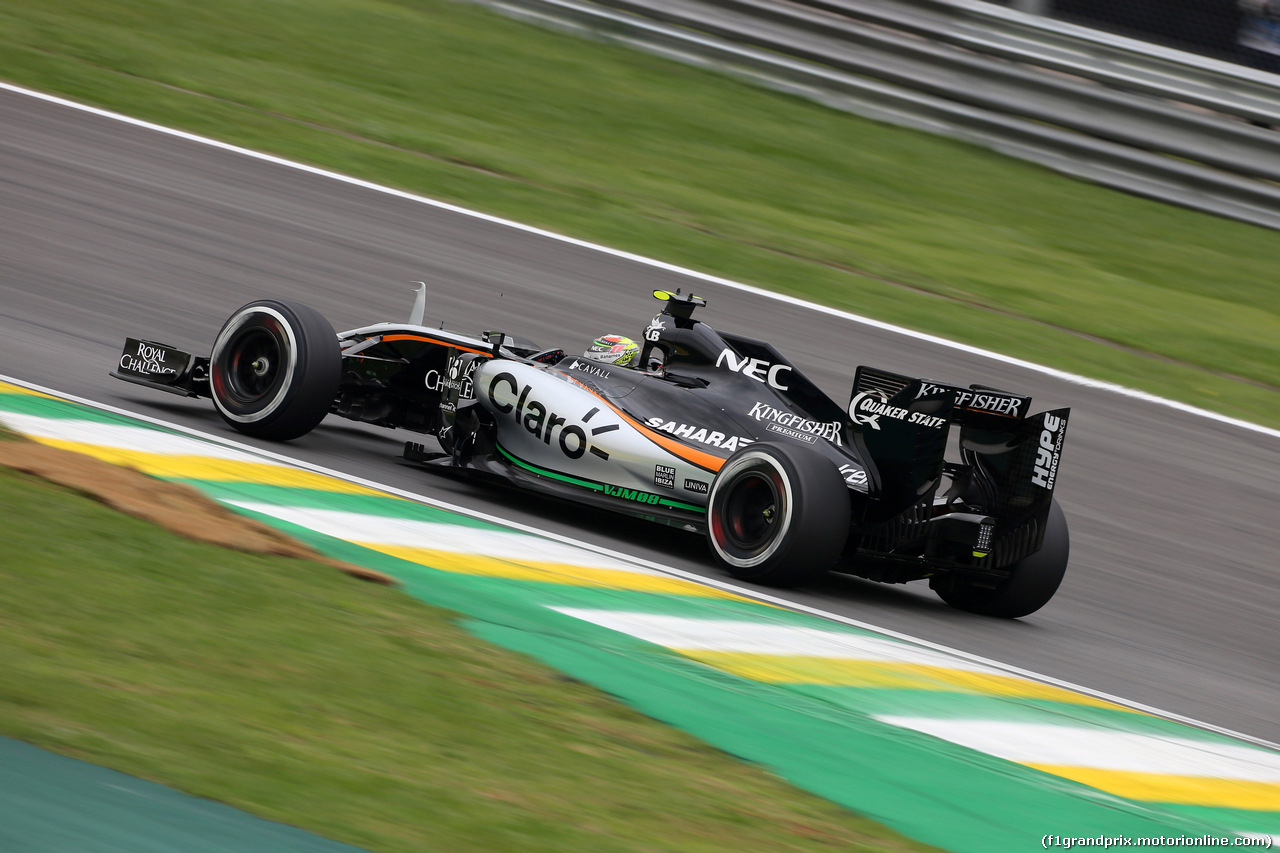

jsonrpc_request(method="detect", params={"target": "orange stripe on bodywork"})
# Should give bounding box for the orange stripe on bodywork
[343,344,726,472]
[565,375,726,473]
[379,334,491,355]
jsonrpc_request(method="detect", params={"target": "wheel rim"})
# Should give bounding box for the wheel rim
[210,306,299,423]
[224,323,284,403]
[722,472,780,552]
[709,452,792,568]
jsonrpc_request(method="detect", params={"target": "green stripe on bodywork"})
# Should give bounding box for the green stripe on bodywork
[496,443,705,512]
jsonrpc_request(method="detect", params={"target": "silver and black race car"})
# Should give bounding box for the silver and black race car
[112,287,1070,617]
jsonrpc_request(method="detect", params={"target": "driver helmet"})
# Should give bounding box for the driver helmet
[582,334,639,367]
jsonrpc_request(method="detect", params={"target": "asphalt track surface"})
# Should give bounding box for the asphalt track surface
[3,85,1278,746]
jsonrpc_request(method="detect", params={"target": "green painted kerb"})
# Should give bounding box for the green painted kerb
[464,620,1226,853]
[3,384,1278,853]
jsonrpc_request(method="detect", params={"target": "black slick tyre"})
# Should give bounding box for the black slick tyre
[706,442,849,587]
[931,499,1069,618]
[209,299,340,441]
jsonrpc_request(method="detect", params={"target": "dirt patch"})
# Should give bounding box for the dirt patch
[0,437,395,585]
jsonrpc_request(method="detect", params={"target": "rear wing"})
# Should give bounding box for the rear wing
[849,367,1069,560]
[852,367,1032,430]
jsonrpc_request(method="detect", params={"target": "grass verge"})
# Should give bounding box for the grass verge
[0,455,940,852]
[1,0,1278,426]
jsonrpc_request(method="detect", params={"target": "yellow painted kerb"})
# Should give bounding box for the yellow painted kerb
[0,382,59,399]
[359,542,753,600]
[681,650,1132,710]
[1028,764,1280,811]
[24,437,382,495]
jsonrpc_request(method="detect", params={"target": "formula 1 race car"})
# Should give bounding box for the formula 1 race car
[112,287,1070,617]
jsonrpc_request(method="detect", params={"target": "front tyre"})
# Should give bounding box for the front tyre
[931,499,1069,618]
[706,442,850,587]
[209,299,340,441]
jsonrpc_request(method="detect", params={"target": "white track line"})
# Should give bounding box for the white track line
[2,80,1276,442]
[4,373,1278,752]
[0,410,276,462]
[552,608,1009,674]
[873,718,1280,779]
[226,501,670,572]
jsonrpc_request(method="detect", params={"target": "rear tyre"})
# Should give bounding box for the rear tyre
[931,499,1069,618]
[706,442,849,587]
[209,299,340,441]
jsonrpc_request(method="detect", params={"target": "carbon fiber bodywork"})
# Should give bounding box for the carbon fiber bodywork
[112,290,1070,593]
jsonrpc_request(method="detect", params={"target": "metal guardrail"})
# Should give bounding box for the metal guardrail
[483,0,1280,229]
[796,0,1280,125]
[604,0,1280,179]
